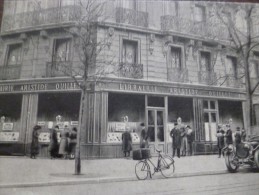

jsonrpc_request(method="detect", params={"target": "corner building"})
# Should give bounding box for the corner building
[0,0,258,158]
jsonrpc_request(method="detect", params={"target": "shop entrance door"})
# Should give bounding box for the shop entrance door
[147,108,165,153]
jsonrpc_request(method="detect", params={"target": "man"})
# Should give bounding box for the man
[122,127,132,157]
[170,122,181,158]
[216,125,225,158]
[186,125,194,156]
[241,128,246,142]
[225,124,233,146]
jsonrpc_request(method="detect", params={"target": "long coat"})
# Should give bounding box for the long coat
[170,127,182,149]
[49,129,59,156]
[217,130,225,149]
[225,129,233,145]
[31,129,40,156]
[59,130,69,155]
[122,131,132,152]
[140,129,148,148]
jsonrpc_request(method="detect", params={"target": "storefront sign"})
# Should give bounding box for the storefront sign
[107,132,122,143]
[99,82,246,100]
[0,132,19,141]
[2,123,14,131]
[71,121,79,126]
[37,121,46,126]
[38,132,50,143]
[115,123,126,131]
[0,82,80,93]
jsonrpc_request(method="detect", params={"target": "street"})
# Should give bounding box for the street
[1,171,259,195]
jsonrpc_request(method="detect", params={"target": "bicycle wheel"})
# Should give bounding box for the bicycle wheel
[135,160,150,180]
[160,155,175,178]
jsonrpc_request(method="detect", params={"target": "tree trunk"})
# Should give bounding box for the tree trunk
[75,89,88,175]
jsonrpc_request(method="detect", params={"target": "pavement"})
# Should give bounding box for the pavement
[0,154,228,188]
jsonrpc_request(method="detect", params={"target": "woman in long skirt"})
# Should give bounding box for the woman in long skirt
[58,126,69,159]
[30,125,41,159]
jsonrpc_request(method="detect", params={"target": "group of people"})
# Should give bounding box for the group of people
[170,117,194,158]
[30,125,77,159]
[216,124,246,158]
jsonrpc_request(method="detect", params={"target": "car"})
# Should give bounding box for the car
[224,135,259,172]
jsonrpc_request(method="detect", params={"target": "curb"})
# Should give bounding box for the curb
[0,170,228,189]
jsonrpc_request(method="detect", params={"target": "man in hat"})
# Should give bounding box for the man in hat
[225,124,233,146]
[170,122,182,158]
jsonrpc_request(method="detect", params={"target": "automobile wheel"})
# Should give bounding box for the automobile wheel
[254,150,259,169]
[225,152,239,173]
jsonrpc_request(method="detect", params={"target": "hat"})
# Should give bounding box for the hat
[140,122,145,127]
[236,127,240,130]
[33,125,41,130]
[174,122,178,126]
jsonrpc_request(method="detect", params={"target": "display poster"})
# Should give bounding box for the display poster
[211,123,217,142]
[0,132,19,141]
[107,132,122,143]
[115,123,126,132]
[71,121,79,126]
[37,121,46,126]
[167,123,174,142]
[205,123,210,141]
[38,132,50,143]
[131,133,140,143]
[2,123,14,131]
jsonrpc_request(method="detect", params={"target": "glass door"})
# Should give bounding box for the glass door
[147,109,165,152]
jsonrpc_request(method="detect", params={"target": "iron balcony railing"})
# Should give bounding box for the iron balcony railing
[2,5,81,32]
[161,15,229,40]
[118,62,143,79]
[0,65,21,80]
[198,71,217,85]
[115,7,148,28]
[46,61,72,77]
[225,74,243,88]
[168,67,189,82]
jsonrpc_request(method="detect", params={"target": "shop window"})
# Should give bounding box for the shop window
[200,51,211,71]
[226,56,237,78]
[169,47,182,69]
[6,44,22,66]
[53,38,71,62]
[194,5,206,23]
[203,100,217,111]
[148,96,164,107]
[122,40,138,64]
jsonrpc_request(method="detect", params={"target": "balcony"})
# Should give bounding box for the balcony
[225,74,243,88]
[118,62,143,79]
[46,61,72,77]
[1,5,81,32]
[168,68,188,83]
[198,71,217,85]
[115,7,148,28]
[0,66,21,80]
[161,15,229,40]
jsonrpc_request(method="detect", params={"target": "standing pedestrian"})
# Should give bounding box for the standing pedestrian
[186,125,194,156]
[234,127,242,145]
[122,127,132,157]
[30,125,41,159]
[140,123,148,148]
[69,127,77,159]
[58,125,69,159]
[241,128,246,142]
[225,124,233,146]
[216,125,225,158]
[170,122,181,158]
[49,125,59,159]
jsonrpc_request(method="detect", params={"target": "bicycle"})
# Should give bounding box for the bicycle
[134,148,175,180]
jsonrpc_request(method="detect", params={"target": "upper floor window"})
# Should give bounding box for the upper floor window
[251,52,259,78]
[226,56,237,78]
[194,5,206,23]
[163,1,179,16]
[169,47,182,69]
[122,40,138,64]
[200,51,211,71]
[6,44,22,66]
[53,38,71,62]
[118,0,137,10]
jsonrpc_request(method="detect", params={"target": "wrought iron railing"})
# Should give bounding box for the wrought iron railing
[118,62,143,79]
[168,67,188,82]
[225,74,243,88]
[2,5,81,32]
[0,65,21,80]
[198,71,217,85]
[115,7,148,28]
[161,15,229,40]
[46,61,72,77]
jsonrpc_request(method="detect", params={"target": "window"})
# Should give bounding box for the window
[169,47,182,69]
[200,51,211,71]
[194,5,206,23]
[6,44,22,66]
[226,56,237,78]
[53,38,71,62]
[119,0,137,10]
[122,40,138,64]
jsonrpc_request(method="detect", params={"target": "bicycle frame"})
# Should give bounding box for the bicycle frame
[144,153,167,178]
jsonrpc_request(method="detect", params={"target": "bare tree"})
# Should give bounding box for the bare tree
[214,3,259,136]
[52,0,116,174]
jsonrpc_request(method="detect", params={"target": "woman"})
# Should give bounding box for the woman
[69,127,77,159]
[122,127,132,157]
[30,125,41,159]
[58,125,69,159]
[49,125,59,159]
[216,125,225,158]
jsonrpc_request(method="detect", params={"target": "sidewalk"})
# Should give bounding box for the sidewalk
[0,155,227,188]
